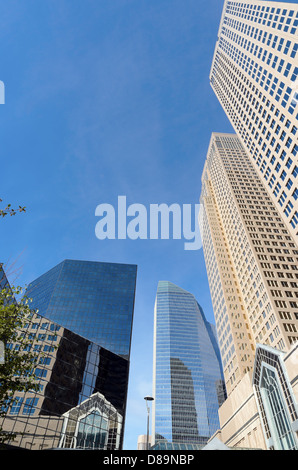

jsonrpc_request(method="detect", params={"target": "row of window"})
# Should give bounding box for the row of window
[226,2,298,34]
[1,397,39,416]
[211,54,298,229]
[221,138,297,348]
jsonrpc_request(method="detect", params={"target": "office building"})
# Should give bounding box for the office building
[0,310,129,449]
[199,132,298,449]
[210,0,298,240]
[200,132,298,394]
[137,434,152,450]
[26,259,137,359]
[0,260,137,449]
[152,281,226,449]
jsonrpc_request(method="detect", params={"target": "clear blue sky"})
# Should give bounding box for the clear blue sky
[0,0,237,450]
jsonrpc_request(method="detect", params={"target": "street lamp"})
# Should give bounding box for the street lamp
[144,396,154,450]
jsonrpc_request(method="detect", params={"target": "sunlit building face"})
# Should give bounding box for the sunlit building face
[200,133,298,395]
[152,281,226,449]
[210,0,298,241]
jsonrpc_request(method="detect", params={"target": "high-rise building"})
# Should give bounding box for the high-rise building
[152,281,226,449]
[0,308,129,450]
[0,260,137,449]
[210,0,298,240]
[200,132,298,396]
[26,259,137,359]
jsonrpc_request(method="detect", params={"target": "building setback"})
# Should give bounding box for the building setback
[210,0,298,240]
[152,281,226,449]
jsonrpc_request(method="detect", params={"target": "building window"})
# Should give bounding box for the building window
[23,397,39,415]
[8,397,23,415]
[35,368,47,378]
[260,366,297,450]
[76,410,108,450]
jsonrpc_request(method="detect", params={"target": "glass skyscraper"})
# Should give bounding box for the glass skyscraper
[26,259,137,358]
[152,281,226,449]
[0,308,130,450]
[0,259,137,449]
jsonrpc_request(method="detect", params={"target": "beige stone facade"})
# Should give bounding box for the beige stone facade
[212,372,266,449]
[137,434,152,450]
[200,132,298,396]
[204,0,298,451]
[284,342,298,404]
[200,133,298,449]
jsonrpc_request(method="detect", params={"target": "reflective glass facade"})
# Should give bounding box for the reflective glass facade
[0,264,10,292]
[26,260,137,358]
[151,442,202,451]
[152,281,226,448]
[1,312,129,450]
[0,260,137,449]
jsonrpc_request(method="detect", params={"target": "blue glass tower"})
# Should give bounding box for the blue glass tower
[26,259,137,358]
[152,281,226,449]
[20,259,137,449]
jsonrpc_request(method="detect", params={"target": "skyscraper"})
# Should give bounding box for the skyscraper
[152,281,226,449]
[1,311,129,450]
[1,260,137,450]
[200,132,298,396]
[210,0,298,240]
[26,259,137,359]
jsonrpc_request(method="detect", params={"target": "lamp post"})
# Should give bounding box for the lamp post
[144,396,154,450]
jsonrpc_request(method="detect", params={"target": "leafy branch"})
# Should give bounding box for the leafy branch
[0,199,26,218]
[0,287,40,444]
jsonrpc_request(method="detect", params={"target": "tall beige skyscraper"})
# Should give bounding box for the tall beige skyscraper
[210,0,298,241]
[200,132,298,396]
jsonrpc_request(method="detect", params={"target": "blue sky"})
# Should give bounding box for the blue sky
[0,0,238,449]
